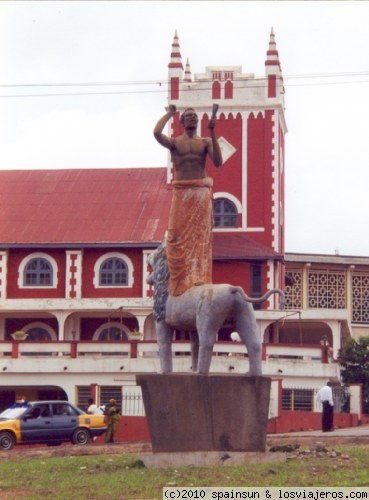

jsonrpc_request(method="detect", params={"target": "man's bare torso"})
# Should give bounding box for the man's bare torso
[171,134,209,180]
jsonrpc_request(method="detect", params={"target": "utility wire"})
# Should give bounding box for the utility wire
[0,80,158,88]
[0,71,368,98]
[0,70,368,88]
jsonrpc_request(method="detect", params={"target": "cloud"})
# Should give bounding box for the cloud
[0,105,167,170]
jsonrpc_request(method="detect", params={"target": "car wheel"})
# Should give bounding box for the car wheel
[72,428,90,445]
[0,431,16,451]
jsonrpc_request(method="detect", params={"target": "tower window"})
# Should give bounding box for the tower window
[214,199,237,228]
[251,264,262,296]
[212,81,221,100]
[251,263,262,310]
[225,80,233,99]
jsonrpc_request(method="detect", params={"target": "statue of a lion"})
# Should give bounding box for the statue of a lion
[147,244,285,375]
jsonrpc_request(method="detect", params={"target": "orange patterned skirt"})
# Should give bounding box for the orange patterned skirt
[166,177,213,296]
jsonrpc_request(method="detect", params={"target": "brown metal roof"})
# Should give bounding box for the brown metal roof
[0,168,282,261]
[213,232,283,261]
[0,168,171,246]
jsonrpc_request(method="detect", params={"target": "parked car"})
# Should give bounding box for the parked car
[0,401,107,450]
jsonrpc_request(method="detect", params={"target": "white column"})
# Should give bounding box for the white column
[241,111,248,230]
[53,311,72,341]
[349,384,362,421]
[136,315,147,336]
[269,378,281,418]
[142,250,153,298]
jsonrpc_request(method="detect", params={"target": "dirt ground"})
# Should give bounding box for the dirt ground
[2,433,369,461]
[266,432,369,449]
[0,441,152,461]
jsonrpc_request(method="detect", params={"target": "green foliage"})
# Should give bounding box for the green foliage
[339,336,369,413]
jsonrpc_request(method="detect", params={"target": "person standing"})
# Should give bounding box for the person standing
[86,398,103,415]
[153,105,223,296]
[104,398,121,443]
[316,381,334,432]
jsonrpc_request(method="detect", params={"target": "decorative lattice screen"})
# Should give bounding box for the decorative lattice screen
[308,269,346,309]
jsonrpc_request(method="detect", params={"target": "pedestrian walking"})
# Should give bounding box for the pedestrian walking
[316,381,334,432]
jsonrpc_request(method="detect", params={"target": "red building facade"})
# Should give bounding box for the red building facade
[0,31,351,422]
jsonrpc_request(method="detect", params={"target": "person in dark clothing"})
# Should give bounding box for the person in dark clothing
[316,381,334,431]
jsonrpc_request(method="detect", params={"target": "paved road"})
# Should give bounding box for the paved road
[267,423,369,446]
[273,423,369,437]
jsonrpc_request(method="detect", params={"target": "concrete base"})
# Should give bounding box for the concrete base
[136,373,271,453]
[139,450,286,468]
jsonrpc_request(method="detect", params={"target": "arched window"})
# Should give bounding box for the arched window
[25,327,53,341]
[24,258,53,286]
[99,258,128,286]
[214,198,238,228]
[93,252,133,288]
[22,322,57,341]
[93,323,129,342]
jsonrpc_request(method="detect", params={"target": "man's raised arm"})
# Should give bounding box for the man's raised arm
[153,105,177,150]
[207,116,223,168]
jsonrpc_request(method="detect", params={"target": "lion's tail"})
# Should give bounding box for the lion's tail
[231,286,285,310]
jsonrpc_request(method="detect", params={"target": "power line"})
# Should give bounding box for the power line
[0,88,168,99]
[0,70,368,88]
[0,80,160,88]
[284,70,369,80]
[0,71,368,98]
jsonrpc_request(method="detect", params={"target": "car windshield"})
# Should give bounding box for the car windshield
[0,407,27,419]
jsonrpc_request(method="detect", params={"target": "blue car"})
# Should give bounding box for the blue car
[0,401,107,450]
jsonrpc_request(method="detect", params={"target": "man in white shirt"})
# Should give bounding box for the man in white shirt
[316,381,334,432]
[87,398,103,415]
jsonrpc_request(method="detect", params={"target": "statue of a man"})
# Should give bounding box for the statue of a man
[154,105,223,296]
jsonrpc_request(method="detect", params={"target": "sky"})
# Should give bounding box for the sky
[0,1,369,257]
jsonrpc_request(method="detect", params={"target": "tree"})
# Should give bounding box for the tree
[339,336,369,414]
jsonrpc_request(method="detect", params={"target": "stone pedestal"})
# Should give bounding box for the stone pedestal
[140,450,286,468]
[136,373,271,453]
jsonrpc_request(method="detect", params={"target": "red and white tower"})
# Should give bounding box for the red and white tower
[165,30,287,302]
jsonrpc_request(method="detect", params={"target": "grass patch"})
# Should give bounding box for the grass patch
[0,445,368,499]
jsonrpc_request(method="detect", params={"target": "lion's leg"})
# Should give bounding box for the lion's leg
[189,330,199,372]
[195,298,226,374]
[235,304,262,376]
[196,314,220,374]
[156,321,173,373]
[197,328,218,374]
